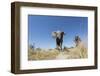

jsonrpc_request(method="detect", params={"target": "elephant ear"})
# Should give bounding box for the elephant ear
[62,32,66,35]
[52,32,57,38]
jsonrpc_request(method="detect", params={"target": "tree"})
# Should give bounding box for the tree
[74,36,81,46]
[29,43,35,51]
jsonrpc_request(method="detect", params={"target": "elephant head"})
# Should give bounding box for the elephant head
[52,31,65,38]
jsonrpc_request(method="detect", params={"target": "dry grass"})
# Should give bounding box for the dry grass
[28,42,87,60]
[28,48,60,60]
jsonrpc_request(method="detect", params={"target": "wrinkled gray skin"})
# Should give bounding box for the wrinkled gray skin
[52,31,65,51]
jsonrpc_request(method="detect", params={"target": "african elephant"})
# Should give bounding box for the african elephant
[52,31,65,50]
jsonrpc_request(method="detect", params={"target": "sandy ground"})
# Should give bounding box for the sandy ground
[56,52,69,59]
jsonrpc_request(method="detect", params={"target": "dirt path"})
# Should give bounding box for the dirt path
[56,52,69,59]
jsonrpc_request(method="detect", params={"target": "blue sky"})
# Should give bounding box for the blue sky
[28,15,88,48]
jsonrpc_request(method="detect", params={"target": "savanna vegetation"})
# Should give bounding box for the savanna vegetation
[28,41,87,60]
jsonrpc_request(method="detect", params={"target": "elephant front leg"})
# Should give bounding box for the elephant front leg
[60,43,62,51]
[56,43,59,49]
[56,38,61,50]
[60,40,63,51]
